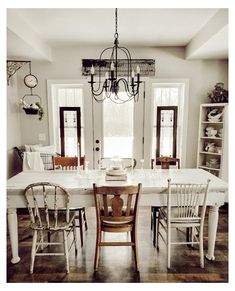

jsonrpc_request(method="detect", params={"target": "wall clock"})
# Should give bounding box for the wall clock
[24,74,38,88]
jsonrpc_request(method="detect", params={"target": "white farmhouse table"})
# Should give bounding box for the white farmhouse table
[7,168,228,264]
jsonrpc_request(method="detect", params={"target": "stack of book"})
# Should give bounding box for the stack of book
[105,168,127,181]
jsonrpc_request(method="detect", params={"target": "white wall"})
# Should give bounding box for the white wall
[7,75,22,178]
[15,45,228,168]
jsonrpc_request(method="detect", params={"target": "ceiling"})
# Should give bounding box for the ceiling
[7,8,228,61]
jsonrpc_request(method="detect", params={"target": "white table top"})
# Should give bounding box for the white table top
[7,168,228,194]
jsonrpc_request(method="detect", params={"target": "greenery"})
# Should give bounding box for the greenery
[208,83,228,103]
[35,102,44,120]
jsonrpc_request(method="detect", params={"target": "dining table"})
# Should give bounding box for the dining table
[7,168,228,264]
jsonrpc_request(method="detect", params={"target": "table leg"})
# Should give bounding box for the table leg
[206,205,219,261]
[7,208,21,264]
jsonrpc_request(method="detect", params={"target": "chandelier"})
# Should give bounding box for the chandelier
[89,8,142,104]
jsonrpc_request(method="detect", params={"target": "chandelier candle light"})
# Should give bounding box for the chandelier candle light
[89,8,142,104]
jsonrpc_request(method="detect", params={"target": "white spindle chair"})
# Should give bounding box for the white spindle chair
[24,182,78,274]
[157,179,210,269]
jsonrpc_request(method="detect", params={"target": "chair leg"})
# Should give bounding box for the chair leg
[186,227,190,242]
[130,230,135,251]
[151,206,153,230]
[83,208,88,231]
[153,208,158,246]
[78,210,84,247]
[94,228,101,271]
[40,230,44,250]
[72,221,78,256]
[132,225,139,271]
[199,228,204,268]
[47,231,50,243]
[63,230,70,274]
[156,214,160,250]
[30,230,37,274]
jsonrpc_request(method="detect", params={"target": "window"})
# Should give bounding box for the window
[59,107,81,157]
[103,93,134,158]
[55,87,85,156]
[156,106,178,157]
[152,84,185,160]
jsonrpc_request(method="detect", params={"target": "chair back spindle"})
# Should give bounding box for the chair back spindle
[53,156,85,170]
[167,179,210,221]
[24,182,71,230]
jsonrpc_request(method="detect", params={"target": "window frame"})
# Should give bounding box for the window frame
[156,106,178,158]
[59,107,81,157]
[143,79,189,169]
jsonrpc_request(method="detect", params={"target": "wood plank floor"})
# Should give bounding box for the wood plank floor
[7,206,228,283]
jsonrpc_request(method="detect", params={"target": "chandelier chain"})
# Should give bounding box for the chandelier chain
[115,8,118,38]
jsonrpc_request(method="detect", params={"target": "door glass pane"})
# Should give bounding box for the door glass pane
[159,110,174,156]
[103,93,134,158]
[152,85,184,159]
[63,110,78,156]
[57,87,84,155]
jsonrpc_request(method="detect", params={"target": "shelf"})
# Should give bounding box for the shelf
[199,151,222,156]
[197,103,227,179]
[201,121,223,124]
[199,166,220,171]
[201,103,227,107]
[200,136,222,140]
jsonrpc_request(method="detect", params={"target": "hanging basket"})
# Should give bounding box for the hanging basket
[21,94,42,115]
[23,107,39,115]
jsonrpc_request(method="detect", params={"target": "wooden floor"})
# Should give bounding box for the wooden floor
[7,206,228,283]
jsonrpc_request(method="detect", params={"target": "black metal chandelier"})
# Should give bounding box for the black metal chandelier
[89,8,142,104]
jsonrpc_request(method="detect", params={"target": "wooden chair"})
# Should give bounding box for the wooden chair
[24,182,78,274]
[157,179,210,269]
[52,156,85,170]
[151,156,180,170]
[151,156,180,246]
[93,183,142,271]
[52,156,88,247]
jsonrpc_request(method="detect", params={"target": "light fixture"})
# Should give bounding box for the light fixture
[89,8,142,104]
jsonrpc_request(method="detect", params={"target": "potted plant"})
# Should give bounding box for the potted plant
[208,82,228,103]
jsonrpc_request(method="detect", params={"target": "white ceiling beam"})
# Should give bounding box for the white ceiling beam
[185,9,228,59]
[7,10,53,62]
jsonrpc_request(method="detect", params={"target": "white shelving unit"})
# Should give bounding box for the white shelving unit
[197,103,228,179]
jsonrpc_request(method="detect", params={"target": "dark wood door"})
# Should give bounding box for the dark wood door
[59,107,81,157]
[156,106,178,158]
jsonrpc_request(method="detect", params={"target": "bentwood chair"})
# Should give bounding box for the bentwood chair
[151,156,180,246]
[52,156,88,247]
[93,183,142,271]
[157,179,210,269]
[24,182,78,274]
